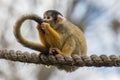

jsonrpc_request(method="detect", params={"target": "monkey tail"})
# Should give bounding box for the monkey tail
[56,65,78,72]
[14,14,48,53]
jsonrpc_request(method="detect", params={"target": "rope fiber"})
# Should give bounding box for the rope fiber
[0,49,120,67]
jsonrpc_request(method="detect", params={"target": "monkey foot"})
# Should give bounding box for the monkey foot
[49,48,59,55]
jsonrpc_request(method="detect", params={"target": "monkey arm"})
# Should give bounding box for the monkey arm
[40,23,61,48]
[36,24,48,48]
[14,14,48,53]
[41,23,61,40]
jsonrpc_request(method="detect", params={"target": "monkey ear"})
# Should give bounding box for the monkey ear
[57,15,65,23]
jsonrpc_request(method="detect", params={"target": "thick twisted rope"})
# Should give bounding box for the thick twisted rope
[0,49,120,67]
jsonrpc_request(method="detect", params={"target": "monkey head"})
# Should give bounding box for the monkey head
[43,10,65,27]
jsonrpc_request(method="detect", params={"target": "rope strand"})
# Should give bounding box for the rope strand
[0,49,120,67]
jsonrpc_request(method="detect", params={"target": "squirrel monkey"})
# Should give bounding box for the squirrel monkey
[41,10,87,56]
[14,10,87,72]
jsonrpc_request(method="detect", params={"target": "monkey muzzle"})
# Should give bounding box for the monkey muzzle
[43,19,49,23]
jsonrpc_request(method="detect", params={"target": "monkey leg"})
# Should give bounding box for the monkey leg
[50,36,76,56]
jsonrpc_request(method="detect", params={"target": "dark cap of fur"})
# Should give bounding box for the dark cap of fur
[44,10,63,21]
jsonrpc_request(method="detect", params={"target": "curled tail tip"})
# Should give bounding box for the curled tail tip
[57,66,78,72]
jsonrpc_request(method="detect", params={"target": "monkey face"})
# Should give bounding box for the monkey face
[43,15,56,28]
[43,10,63,27]
[43,15,53,23]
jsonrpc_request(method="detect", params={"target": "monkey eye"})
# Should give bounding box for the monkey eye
[47,16,50,19]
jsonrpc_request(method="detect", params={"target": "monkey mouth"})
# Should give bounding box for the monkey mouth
[43,20,49,23]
